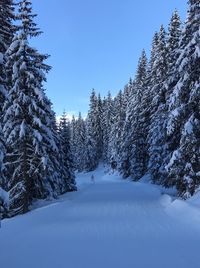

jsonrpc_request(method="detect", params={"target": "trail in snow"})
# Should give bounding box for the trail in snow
[1,164,200,268]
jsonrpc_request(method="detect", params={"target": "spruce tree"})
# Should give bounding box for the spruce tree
[167,10,181,80]
[73,113,88,172]
[129,50,149,180]
[102,91,114,162]
[166,0,200,198]
[96,94,103,160]
[147,25,169,183]
[3,0,60,215]
[119,79,136,177]
[70,115,76,169]
[0,0,15,106]
[59,112,76,192]
[0,0,15,193]
[120,51,149,180]
[108,90,126,169]
[85,89,102,170]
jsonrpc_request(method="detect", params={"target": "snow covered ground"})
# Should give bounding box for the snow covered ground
[1,164,200,268]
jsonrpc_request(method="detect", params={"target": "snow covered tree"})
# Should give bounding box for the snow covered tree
[108,90,126,169]
[3,0,62,215]
[0,0,15,193]
[70,115,76,167]
[128,50,149,180]
[97,94,103,159]
[120,51,149,180]
[147,25,169,183]
[72,113,88,172]
[102,91,114,162]
[119,79,136,177]
[148,32,159,86]
[166,0,200,198]
[59,112,76,192]
[85,89,103,170]
[167,10,182,82]
[0,0,15,109]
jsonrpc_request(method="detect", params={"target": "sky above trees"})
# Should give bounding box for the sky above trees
[31,0,187,117]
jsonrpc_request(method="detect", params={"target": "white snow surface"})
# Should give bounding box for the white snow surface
[1,164,200,268]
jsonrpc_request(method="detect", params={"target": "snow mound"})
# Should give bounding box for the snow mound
[159,194,172,207]
[165,198,200,228]
[187,190,200,208]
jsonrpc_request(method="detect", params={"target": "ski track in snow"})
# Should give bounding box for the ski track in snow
[1,164,200,268]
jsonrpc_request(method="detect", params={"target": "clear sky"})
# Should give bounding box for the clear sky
[31,0,188,117]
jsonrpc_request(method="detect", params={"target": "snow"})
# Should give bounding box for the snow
[8,39,19,53]
[165,149,181,171]
[1,164,200,268]
[0,52,3,64]
[20,61,27,71]
[19,120,26,138]
[183,116,194,135]
[0,187,9,207]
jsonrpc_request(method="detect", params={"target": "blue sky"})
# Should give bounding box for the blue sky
[32,0,187,117]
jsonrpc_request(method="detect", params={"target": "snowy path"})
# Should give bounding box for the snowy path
[1,165,200,268]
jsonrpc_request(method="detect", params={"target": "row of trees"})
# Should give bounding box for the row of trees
[0,0,76,217]
[72,0,200,199]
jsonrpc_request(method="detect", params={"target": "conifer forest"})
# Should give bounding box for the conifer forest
[0,1,200,268]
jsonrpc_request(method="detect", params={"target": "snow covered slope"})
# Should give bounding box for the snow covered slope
[1,165,200,268]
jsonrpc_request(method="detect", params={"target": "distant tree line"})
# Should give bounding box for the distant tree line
[71,0,200,199]
[0,0,76,218]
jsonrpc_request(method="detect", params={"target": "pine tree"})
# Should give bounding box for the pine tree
[147,25,169,183]
[108,90,126,169]
[59,112,76,192]
[96,94,103,160]
[129,50,149,180]
[102,91,114,162]
[119,79,136,177]
[120,51,149,180]
[85,89,103,170]
[148,32,159,86]
[0,0,15,107]
[3,0,60,215]
[70,115,77,169]
[167,10,182,80]
[73,113,88,171]
[0,0,15,193]
[166,0,200,198]
[157,10,182,187]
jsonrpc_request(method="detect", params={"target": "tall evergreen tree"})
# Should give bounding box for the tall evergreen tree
[119,79,136,177]
[166,0,200,198]
[102,91,114,162]
[85,89,103,170]
[59,112,76,192]
[167,10,182,81]
[0,0,15,191]
[129,50,149,180]
[0,0,15,106]
[96,94,103,160]
[120,51,148,180]
[108,90,126,169]
[73,113,88,172]
[3,0,61,215]
[159,10,182,187]
[148,32,159,86]
[147,25,169,183]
